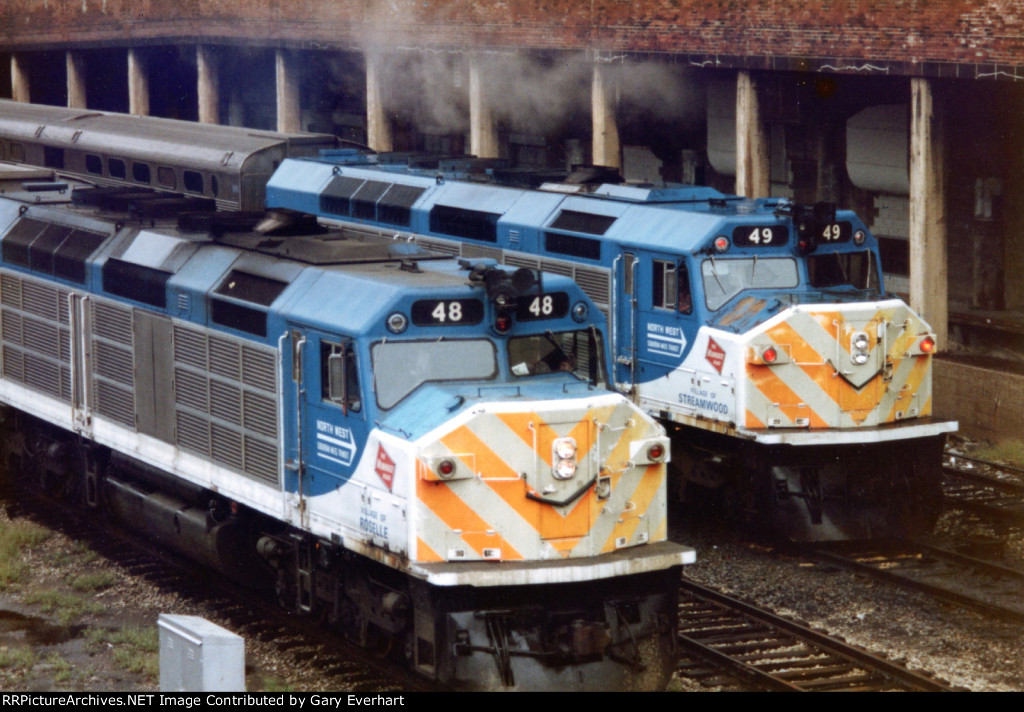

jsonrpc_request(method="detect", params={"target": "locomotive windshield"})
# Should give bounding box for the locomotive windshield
[806,250,881,293]
[701,257,799,310]
[372,338,497,409]
[508,328,607,387]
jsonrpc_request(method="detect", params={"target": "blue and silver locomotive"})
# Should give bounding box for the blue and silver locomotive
[266,152,957,540]
[0,166,693,691]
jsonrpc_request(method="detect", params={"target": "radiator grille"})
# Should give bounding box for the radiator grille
[574,266,611,308]
[0,272,72,404]
[0,274,281,487]
[172,322,280,486]
[89,299,135,427]
[22,280,61,322]
[1,274,21,309]
[92,301,133,345]
[93,379,135,427]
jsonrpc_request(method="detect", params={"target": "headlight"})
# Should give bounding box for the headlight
[850,330,871,366]
[554,459,577,479]
[552,437,578,480]
[554,437,576,460]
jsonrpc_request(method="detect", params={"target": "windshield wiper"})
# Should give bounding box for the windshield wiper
[709,254,726,295]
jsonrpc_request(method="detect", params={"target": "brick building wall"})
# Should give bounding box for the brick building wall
[4,1,1024,76]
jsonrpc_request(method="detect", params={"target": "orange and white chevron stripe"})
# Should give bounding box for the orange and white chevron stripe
[744,300,935,429]
[412,393,669,563]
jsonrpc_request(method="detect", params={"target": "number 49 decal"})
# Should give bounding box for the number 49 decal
[733,225,788,247]
[820,222,851,242]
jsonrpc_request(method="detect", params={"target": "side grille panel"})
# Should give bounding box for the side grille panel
[0,270,281,489]
[172,321,280,487]
[0,272,72,404]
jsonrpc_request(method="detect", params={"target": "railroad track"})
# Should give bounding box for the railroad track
[675,577,957,691]
[800,540,1024,624]
[943,455,1024,527]
[5,490,433,693]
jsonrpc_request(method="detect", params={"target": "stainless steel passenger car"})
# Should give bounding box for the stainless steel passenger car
[0,99,336,211]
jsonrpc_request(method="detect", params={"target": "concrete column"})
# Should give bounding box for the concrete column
[735,70,770,198]
[66,51,87,109]
[909,77,948,348]
[814,124,841,204]
[197,45,220,125]
[469,56,499,159]
[128,48,150,116]
[591,63,620,169]
[365,53,393,152]
[11,54,29,103]
[275,49,300,133]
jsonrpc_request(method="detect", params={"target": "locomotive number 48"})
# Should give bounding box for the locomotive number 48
[528,295,556,316]
[412,298,484,325]
[433,300,464,322]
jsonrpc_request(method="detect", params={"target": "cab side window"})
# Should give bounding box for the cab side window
[677,261,693,314]
[652,259,677,310]
[321,340,361,414]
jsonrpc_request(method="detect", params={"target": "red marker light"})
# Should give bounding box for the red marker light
[647,443,665,462]
[494,314,512,333]
[919,336,935,354]
[438,459,456,477]
[713,236,730,253]
[762,347,778,364]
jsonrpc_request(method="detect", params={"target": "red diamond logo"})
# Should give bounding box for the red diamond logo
[705,337,726,374]
[374,445,396,491]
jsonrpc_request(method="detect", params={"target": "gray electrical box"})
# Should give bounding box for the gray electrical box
[159,614,245,692]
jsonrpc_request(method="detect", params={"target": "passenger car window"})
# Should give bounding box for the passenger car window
[157,166,177,189]
[132,162,151,184]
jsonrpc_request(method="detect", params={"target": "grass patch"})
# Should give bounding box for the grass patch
[87,626,159,681]
[0,519,51,590]
[971,438,1024,467]
[0,646,37,670]
[260,677,295,692]
[68,570,117,592]
[50,541,100,569]
[25,590,103,625]
[44,651,74,683]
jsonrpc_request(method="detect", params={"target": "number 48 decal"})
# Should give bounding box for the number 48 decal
[528,295,555,316]
[431,300,463,322]
[515,292,569,321]
[411,299,484,326]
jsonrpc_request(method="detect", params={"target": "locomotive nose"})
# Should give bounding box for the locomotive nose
[413,394,669,562]
[745,301,937,428]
